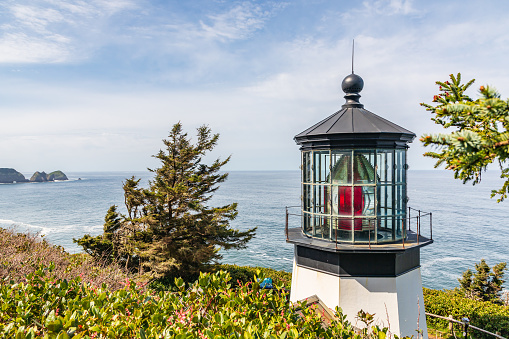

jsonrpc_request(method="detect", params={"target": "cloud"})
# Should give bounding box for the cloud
[0,32,71,63]
[131,2,283,50]
[10,4,65,32]
[199,2,276,41]
[0,0,283,65]
[0,0,136,63]
[362,0,417,15]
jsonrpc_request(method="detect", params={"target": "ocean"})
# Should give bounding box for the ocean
[0,170,507,290]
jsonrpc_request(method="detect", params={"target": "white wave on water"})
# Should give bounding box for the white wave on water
[0,218,52,234]
[421,256,465,288]
[422,256,465,265]
[0,219,102,236]
[421,256,465,271]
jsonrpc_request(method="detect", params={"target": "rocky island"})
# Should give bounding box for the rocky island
[0,168,29,183]
[0,168,68,183]
[30,170,68,182]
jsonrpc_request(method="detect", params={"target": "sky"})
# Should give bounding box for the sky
[1,0,509,172]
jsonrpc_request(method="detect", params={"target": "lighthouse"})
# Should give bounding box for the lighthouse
[286,72,432,337]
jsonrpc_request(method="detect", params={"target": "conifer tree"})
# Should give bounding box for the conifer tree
[73,205,136,268]
[76,206,119,256]
[458,259,507,303]
[421,73,509,201]
[76,123,256,278]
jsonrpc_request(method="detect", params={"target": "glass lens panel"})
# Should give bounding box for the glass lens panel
[331,186,353,216]
[377,184,393,216]
[401,150,407,184]
[313,215,320,237]
[361,186,375,216]
[394,216,403,240]
[331,151,352,184]
[395,150,405,183]
[377,216,387,234]
[376,150,393,183]
[312,215,330,239]
[354,150,376,184]
[353,218,376,242]
[395,184,405,215]
[303,184,312,212]
[332,186,371,217]
[303,213,312,235]
[313,151,330,183]
[303,152,312,183]
[377,216,394,241]
[314,185,330,214]
[333,217,353,242]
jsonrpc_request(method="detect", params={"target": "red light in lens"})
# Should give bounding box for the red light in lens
[338,186,365,230]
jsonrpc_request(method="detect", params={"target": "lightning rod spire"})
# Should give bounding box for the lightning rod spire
[352,39,355,74]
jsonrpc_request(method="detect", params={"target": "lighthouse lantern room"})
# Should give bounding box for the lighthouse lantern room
[287,72,433,337]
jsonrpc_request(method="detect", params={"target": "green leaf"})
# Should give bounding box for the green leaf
[89,325,101,332]
[56,331,70,339]
[46,319,64,333]
[289,328,299,338]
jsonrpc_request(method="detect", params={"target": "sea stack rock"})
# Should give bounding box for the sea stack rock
[48,170,68,181]
[30,170,69,182]
[30,171,48,182]
[0,168,28,183]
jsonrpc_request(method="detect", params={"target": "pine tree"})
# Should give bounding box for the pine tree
[74,205,126,264]
[421,73,509,201]
[76,123,256,278]
[74,206,118,257]
[458,259,507,303]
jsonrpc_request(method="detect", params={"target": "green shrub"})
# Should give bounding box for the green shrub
[216,264,292,289]
[149,264,293,291]
[424,288,509,338]
[1,263,404,338]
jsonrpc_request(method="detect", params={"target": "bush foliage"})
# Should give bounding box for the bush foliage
[423,288,509,338]
[148,264,292,292]
[0,264,402,339]
[7,229,508,337]
[457,259,506,303]
[216,264,292,289]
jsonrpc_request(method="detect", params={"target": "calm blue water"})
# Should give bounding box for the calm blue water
[0,170,507,290]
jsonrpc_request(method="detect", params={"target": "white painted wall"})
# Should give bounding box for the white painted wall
[290,259,427,338]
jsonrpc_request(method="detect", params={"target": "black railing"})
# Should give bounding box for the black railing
[285,205,432,246]
[285,205,300,241]
[408,206,433,245]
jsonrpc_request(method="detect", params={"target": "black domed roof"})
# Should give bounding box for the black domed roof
[294,73,415,150]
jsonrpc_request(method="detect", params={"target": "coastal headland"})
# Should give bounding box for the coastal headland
[0,168,68,183]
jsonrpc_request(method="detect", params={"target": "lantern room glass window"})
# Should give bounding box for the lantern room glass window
[301,149,407,244]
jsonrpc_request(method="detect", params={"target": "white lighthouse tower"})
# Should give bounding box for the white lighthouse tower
[287,73,432,337]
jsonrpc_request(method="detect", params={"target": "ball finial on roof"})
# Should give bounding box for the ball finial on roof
[341,73,364,94]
